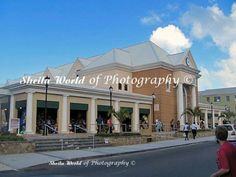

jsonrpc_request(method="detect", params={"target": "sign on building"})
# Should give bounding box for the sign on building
[10,118,20,134]
[154,104,159,111]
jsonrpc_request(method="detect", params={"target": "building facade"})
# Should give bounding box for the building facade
[0,41,200,134]
[199,87,236,124]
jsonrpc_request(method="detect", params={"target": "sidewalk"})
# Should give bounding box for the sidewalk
[0,136,215,172]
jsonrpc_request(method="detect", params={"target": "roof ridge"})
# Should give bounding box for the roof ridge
[201,87,236,92]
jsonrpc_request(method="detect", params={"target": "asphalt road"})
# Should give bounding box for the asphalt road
[0,141,220,177]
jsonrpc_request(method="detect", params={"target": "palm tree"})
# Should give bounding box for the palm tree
[108,108,131,132]
[182,106,202,124]
[109,108,130,123]
[218,111,236,124]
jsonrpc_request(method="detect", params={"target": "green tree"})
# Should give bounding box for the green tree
[181,107,202,123]
[218,111,236,123]
[108,108,130,124]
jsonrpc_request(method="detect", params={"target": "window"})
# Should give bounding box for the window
[118,83,122,90]
[166,82,170,92]
[226,96,230,102]
[76,69,80,77]
[206,97,210,103]
[124,84,128,91]
[214,96,221,102]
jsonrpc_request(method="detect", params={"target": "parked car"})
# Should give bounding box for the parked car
[220,124,236,141]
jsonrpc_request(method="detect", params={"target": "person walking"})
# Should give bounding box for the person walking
[155,119,162,132]
[210,126,236,177]
[191,122,198,139]
[183,122,190,140]
[96,115,103,133]
[107,117,113,134]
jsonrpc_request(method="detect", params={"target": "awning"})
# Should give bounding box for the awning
[70,103,88,111]
[97,105,111,112]
[15,100,27,109]
[140,108,150,115]
[1,103,9,110]
[37,100,59,109]
[121,107,133,114]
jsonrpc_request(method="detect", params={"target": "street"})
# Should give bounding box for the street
[0,141,219,177]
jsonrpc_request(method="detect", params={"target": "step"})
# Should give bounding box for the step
[35,143,111,152]
[35,141,105,148]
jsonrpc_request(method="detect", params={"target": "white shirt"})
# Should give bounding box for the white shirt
[183,124,189,131]
[191,124,197,130]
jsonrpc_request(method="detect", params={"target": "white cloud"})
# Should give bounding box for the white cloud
[198,66,214,91]
[214,42,236,87]
[150,24,192,54]
[182,3,236,88]
[182,3,236,49]
[140,12,161,25]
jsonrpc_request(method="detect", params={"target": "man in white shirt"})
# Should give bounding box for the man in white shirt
[183,122,190,140]
[191,122,198,139]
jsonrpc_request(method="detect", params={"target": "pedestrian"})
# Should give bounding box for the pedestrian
[210,126,236,177]
[155,119,161,132]
[170,119,174,131]
[191,122,198,139]
[107,116,113,134]
[96,115,103,133]
[183,122,190,140]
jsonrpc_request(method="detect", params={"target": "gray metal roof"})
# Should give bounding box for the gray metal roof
[2,41,193,86]
[200,87,236,96]
[84,41,178,69]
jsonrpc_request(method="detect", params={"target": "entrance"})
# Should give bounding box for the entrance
[70,110,87,133]
[70,103,88,133]
[36,108,58,134]
[120,107,133,132]
[97,105,111,133]
[17,107,26,133]
[139,109,150,130]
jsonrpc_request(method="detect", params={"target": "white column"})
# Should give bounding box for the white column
[8,95,15,132]
[25,92,33,134]
[90,98,96,133]
[218,111,223,125]
[112,100,120,132]
[177,83,184,129]
[212,109,215,129]
[133,102,139,133]
[61,95,68,133]
[204,109,209,129]
[191,86,197,109]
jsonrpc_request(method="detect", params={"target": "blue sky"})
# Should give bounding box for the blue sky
[0,0,236,90]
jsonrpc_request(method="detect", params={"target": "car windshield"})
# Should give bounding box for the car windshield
[222,125,233,131]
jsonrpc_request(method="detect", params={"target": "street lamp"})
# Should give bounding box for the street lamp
[43,76,50,136]
[109,86,113,112]
[152,93,156,122]
[210,102,213,129]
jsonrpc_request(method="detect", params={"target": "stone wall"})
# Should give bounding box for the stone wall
[103,130,214,146]
[104,136,152,146]
[0,142,35,154]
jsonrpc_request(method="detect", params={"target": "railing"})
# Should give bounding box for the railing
[44,124,58,135]
[95,123,129,133]
[74,124,95,149]
[74,124,87,133]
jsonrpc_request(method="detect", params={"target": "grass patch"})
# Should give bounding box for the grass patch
[0,133,26,142]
